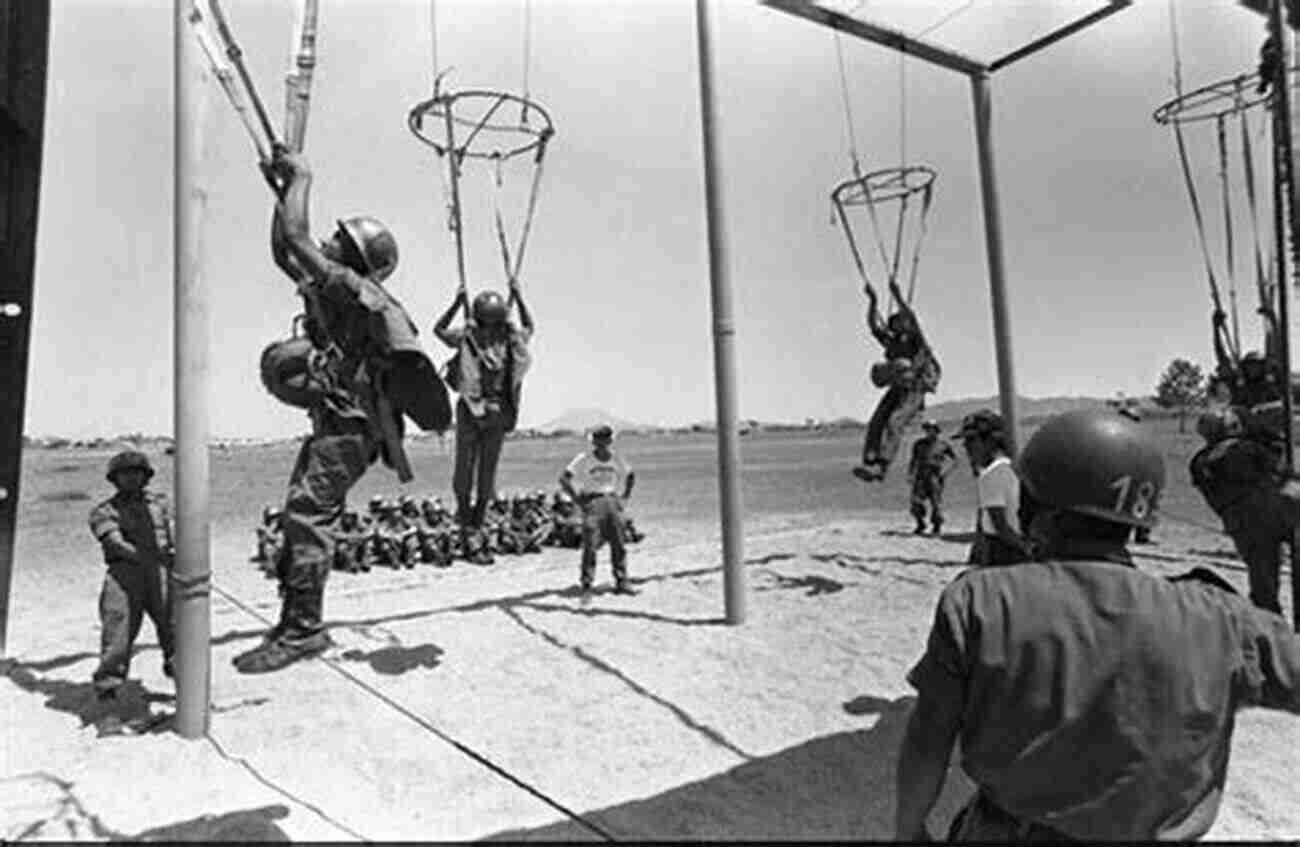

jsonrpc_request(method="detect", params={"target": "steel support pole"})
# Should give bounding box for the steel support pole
[695,0,745,624]
[1267,0,1300,631]
[970,72,1019,451]
[174,0,212,737]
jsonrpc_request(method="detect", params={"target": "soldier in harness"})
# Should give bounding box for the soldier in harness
[234,147,450,674]
[853,281,941,482]
[433,286,534,565]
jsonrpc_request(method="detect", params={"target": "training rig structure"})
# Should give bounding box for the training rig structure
[761,0,1133,454]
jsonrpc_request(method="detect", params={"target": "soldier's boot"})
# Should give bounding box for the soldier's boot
[234,590,333,674]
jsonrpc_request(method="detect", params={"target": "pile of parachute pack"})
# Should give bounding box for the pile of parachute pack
[251,490,645,573]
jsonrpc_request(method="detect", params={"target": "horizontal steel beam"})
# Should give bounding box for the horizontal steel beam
[759,0,986,77]
[990,1,1133,73]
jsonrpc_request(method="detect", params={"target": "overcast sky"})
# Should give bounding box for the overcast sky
[25,0,1278,438]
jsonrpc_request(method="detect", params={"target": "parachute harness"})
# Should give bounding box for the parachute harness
[191,0,347,365]
[1155,69,1281,370]
[412,0,553,319]
[409,87,553,318]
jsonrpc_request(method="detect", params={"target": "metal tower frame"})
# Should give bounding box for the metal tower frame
[760,0,1132,453]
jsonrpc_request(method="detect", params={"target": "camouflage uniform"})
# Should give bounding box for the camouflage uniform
[1190,435,1292,614]
[907,430,956,534]
[333,510,369,573]
[88,476,175,694]
[549,493,583,548]
[253,505,284,576]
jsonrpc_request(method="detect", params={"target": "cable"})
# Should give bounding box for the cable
[832,32,862,177]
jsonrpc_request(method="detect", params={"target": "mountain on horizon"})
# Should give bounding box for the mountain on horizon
[924,394,1124,426]
[535,407,652,434]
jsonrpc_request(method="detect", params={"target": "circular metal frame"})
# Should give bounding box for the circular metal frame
[833,165,936,208]
[1153,67,1300,126]
[408,88,554,161]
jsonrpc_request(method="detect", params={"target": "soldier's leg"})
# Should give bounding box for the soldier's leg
[237,432,373,673]
[472,415,509,528]
[92,566,142,696]
[909,481,928,533]
[605,499,630,589]
[929,475,945,533]
[859,386,902,470]
[451,401,479,528]
[876,388,926,476]
[580,504,600,589]
[1232,528,1283,614]
[141,560,175,677]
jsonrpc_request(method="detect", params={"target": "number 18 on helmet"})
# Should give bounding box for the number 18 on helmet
[1017,410,1166,529]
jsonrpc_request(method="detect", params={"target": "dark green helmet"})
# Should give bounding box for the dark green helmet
[1017,410,1165,529]
[106,450,153,483]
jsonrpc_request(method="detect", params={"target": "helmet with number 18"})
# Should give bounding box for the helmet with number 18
[1017,410,1166,529]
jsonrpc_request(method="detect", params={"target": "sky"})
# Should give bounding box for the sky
[23,0,1282,439]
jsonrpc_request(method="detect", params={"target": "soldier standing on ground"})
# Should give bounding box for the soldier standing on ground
[895,409,1300,841]
[88,451,175,710]
[906,419,956,535]
[561,425,637,595]
[959,410,1033,566]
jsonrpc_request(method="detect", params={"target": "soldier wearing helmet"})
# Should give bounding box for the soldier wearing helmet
[235,147,452,675]
[958,410,1033,566]
[906,419,956,535]
[433,278,535,564]
[896,409,1300,841]
[252,505,285,576]
[1190,405,1293,615]
[853,280,941,483]
[88,450,175,705]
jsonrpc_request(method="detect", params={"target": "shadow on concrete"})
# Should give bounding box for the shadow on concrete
[812,551,965,582]
[133,803,291,841]
[499,605,755,762]
[0,660,172,737]
[338,643,444,675]
[742,552,798,566]
[2,771,291,842]
[480,695,973,841]
[521,599,725,627]
[755,572,845,597]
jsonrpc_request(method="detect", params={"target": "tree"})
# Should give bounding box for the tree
[1154,359,1207,433]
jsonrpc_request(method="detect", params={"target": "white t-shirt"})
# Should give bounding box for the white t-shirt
[976,455,1020,535]
[565,450,632,496]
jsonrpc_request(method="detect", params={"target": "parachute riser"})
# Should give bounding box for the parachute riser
[409,86,554,312]
[283,0,320,154]
[830,165,936,313]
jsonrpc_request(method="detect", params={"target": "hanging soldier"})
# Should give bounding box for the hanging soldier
[853,280,941,482]
[234,146,451,674]
[433,288,534,563]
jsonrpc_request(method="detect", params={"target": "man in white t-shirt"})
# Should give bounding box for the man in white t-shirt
[560,425,638,594]
[959,410,1033,566]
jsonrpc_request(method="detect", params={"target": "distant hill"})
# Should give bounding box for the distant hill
[535,408,652,434]
[925,395,1119,427]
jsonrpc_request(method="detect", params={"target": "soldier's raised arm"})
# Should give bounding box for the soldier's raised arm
[434,290,468,348]
[509,282,535,341]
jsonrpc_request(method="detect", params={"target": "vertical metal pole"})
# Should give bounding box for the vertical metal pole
[174,0,212,737]
[1267,0,1300,630]
[970,72,1020,452]
[695,0,745,624]
[0,0,51,658]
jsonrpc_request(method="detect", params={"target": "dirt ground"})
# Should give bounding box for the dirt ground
[2,503,1297,841]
